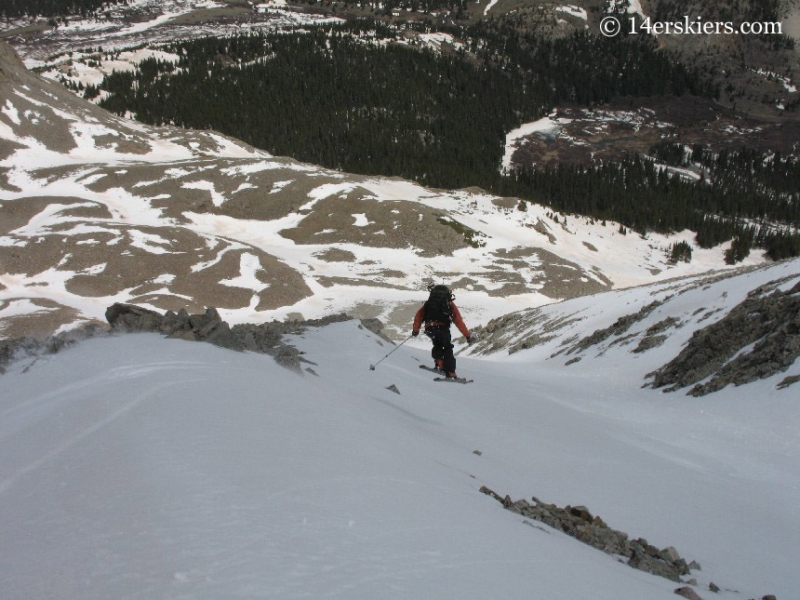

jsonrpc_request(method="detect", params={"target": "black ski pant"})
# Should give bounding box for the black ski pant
[426,327,456,374]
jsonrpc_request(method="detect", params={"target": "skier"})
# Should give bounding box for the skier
[412,284,475,379]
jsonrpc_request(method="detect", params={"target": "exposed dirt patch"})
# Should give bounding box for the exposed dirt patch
[376,269,406,279]
[169,5,254,24]
[1,82,80,154]
[0,141,24,164]
[489,246,612,299]
[314,247,357,262]
[280,193,469,256]
[0,298,88,340]
[1,197,88,234]
[0,40,27,82]
[91,132,153,155]
[82,159,342,223]
[2,219,312,313]
[317,277,404,289]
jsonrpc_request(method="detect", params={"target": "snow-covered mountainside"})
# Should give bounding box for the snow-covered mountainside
[1,0,345,66]
[0,41,767,340]
[467,257,800,396]
[1,270,798,598]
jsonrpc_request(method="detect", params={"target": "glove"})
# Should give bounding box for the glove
[467,333,477,345]
[412,330,419,337]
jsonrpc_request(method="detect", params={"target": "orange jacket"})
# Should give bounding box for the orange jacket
[413,301,470,339]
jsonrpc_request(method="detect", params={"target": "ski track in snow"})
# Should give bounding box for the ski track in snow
[0,379,178,496]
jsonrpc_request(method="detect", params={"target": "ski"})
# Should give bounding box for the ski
[433,376,473,384]
[419,364,472,383]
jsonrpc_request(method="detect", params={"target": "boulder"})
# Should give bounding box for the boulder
[675,587,704,600]
[105,303,165,332]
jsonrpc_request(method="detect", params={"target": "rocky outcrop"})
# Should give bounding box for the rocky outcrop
[674,587,704,600]
[633,317,681,354]
[106,303,242,349]
[649,281,800,396]
[104,303,358,370]
[480,486,780,599]
[1,303,382,375]
[479,486,695,583]
[0,323,108,374]
[568,300,664,356]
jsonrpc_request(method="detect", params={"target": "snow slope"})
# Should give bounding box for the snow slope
[2,291,798,599]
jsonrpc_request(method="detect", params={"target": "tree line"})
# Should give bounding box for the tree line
[93,20,798,259]
[98,21,715,187]
[502,149,800,261]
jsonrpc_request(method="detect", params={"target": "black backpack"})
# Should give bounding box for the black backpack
[424,285,453,325]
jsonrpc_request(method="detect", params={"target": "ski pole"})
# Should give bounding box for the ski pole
[369,335,413,371]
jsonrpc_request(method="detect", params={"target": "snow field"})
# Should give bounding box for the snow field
[1,314,798,598]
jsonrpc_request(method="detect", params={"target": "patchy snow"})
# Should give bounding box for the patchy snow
[182,180,228,207]
[501,116,568,171]
[1,101,21,126]
[555,5,588,20]
[483,0,501,16]
[755,69,798,94]
[0,299,56,321]
[627,0,646,18]
[17,0,343,70]
[0,128,770,341]
[270,179,294,193]
[39,48,182,97]
[0,42,778,344]
[255,0,290,9]
[414,32,465,52]
[607,0,646,18]
[151,273,176,285]
[300,182,357,211]
[219,252,269,292]
[352,213,371,227]
[127,230,174,255]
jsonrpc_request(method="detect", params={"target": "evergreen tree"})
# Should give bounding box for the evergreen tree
[1,0,126,18]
